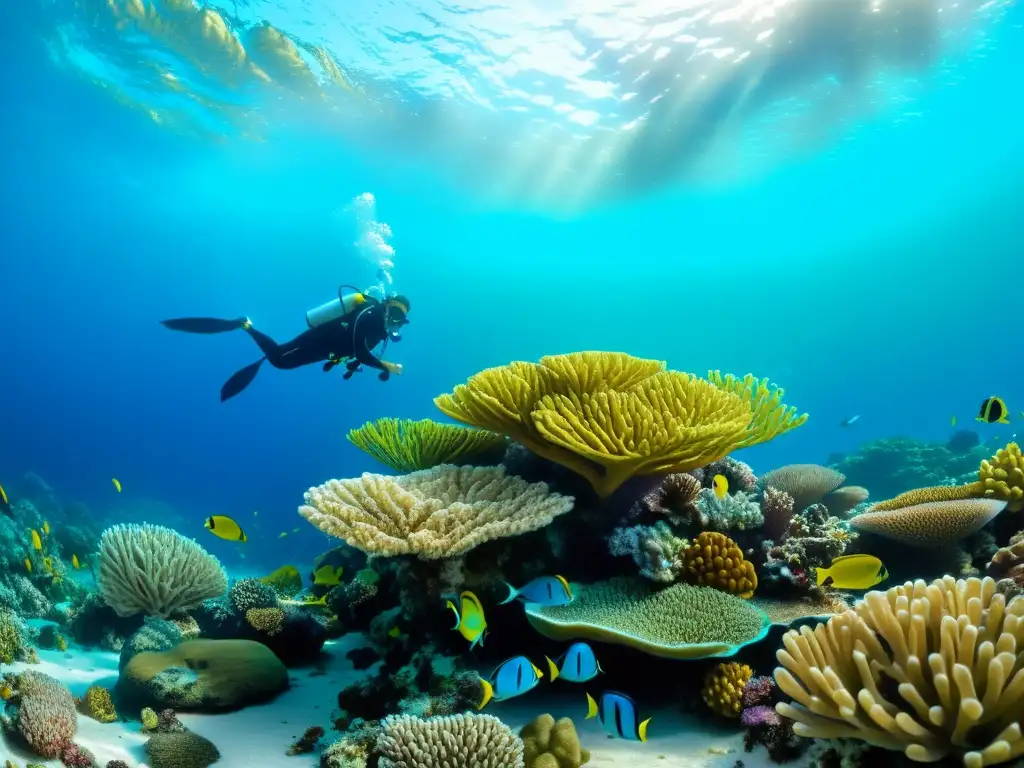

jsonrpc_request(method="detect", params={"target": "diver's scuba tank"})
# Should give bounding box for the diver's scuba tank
[306,285,367,328]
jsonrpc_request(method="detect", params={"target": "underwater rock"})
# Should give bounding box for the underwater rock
[237,605,328,665]
[119,639,289,712]
[520,713,590,768]
[191,596,241,637]
[67,593,144,648]
[119,617,183,672]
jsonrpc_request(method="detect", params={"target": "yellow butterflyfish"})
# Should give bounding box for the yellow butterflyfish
[42,521,50,536]
[30,529,42,551]
[24,557,32,573]
[112,478,122,492]
[72,554,81,570]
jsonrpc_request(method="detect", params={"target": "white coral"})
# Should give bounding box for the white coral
[97,524,227,618]
[696,488,764,531]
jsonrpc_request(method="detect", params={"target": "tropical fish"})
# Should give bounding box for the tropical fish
[0,483,10,518]
[280,595,330,611]
[712,474,729,500]
[387,626,402,638]
[24,558,31,573]
[292,527,300,533]
[313,565,344,587]
[500,576,573,606]
[546,642,603,683]
[112,478,122,492]
[839,415,860,427]
[30,529,42,551]
[478,656,544,708]
[586,691,651,742]
[204,515,247,543]
[279,532,288,538]
[951,416,958,427]
[977,397,1010,425]
[816,554,888,590]
[72,554,80,570]
[42,521,50,536]
[446,591,487,648]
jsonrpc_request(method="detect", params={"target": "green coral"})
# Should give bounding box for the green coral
[0,611,24,663]
[141,706,159,731]
[347,417,507,473]
[525,578,770,659]
[77,684,117,722]
[146,731,220,768]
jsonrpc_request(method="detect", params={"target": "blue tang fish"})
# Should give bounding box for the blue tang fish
[586,691,651,742]
[500,575,573,606]
[445,591,487,649]
[478,655,544,709]
[546,642,602,683]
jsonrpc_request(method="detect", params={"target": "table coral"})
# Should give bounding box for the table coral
[760,464,845,513]
[850,498,1007,546]
[347,418,507,473]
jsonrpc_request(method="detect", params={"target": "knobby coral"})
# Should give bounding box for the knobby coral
[300,464,574,560]
[683,531,758,598]
[774,576,1024,767]
[702,662,753,718]
[434,352,806,497]
[245,607,284,636]
[97,524,227,618]
[376,713,525,768]
[979,443,1024,512]
[347,418,507,473]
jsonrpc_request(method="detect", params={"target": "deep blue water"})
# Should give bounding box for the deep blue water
[2,0,1023,572]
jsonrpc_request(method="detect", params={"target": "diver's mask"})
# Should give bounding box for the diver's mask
[384,294,410,333]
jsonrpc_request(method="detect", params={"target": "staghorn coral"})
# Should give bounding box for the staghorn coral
[702,661,753,718]
[434,352,806,497]
[683,531,758,598]
[979,443,1024,512]
[8,670,77,758]
[76,685,117,723]
[145,731,220,768]
[774,576,1024,767]
[850,498,1007,546]
[524,577,770,659]
[376,713,525,768]
[760,486,796,543]
[300,464,574,560]
[821,485,870,517]
[607,522,686,583]
[520,714,590,767]
[347,418,508,473]
[628,472,702,526]
[98,524,227,618]
[695,487,764,531]
[245,607,284,636]
[760,464,845,513]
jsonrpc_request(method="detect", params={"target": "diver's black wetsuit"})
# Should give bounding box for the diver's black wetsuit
[161,300,395,401]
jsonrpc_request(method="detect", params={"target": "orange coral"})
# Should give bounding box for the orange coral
[683,531,757,598]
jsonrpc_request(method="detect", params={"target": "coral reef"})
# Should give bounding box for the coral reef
[850,498,1007,546]
[145,731,220,768]
[435,352,806,497]
[76,685,117,723]
[628,472,702,525]
[347,417,508,472]
[683,531,758,598]
[607,522,686,583]
[375,713,525,768]
[700,456,759,492]
[258,565,302,597]
[979,442,1024,511]
[702,662,752,718]
[760,465,845,513]
[775,576,1024,766]
[695,488,764,531]
[760,487,796,543]
[97,523,227,618]
[525,577,770,659]
[2,670,77,758]
[987,532,1024,596]
[228,578,278,614]
[245,607,284,636]
[300,464,575,559]
[740,675,805,762]
[520,714,590,767]
[120,618,183,671]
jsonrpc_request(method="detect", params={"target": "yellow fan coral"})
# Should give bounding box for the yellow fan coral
[850,498,1006,546]
[774,576,1024,767]
[435,352,806,497]
[683,531,758,598]
[979,443,1024,512]
[347,418,507,473]
[299,464,574,560]
[702,662,752,718]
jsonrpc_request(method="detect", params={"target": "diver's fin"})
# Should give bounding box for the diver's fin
[220,359,264,402]
[161,317,248,334]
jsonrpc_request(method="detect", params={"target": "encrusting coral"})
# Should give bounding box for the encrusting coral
[347,417,507,473]
[375,712,525,768]
[979,442,1024,512]
[760,464,845,513]
[300,464,575,560]
[97,523,227,618]
[520,713,590,767]
[774,575,1024,767]
[525,577,770,659]
[434,351,806,497]
[702,661,753,718]
[683,531,758,598]
[850,498,1007,546]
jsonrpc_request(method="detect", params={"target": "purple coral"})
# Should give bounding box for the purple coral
[741,675,778,709]
[740,705,781,727]
[61,742,96,768]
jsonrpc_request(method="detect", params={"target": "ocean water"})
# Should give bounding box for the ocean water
[2,0,1024,766]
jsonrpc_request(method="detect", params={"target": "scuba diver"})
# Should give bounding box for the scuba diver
[161,286,410,402]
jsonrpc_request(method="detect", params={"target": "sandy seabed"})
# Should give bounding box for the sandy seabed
[0,634,773,768]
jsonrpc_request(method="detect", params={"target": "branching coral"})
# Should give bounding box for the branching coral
[774,576,1024,767]
[434,352,806,497]
[759,504,857,596]
[760,464,845,513]
[98,524,227,618]
[376,713,525,768]
[683,531,758,598]
[608,522,687,583]
[850,498,1007,546]
[979,443,1024,512]
[695,488,764,531]
[347,418,508,472]
[300,464,574,560]
[702,662,752,718]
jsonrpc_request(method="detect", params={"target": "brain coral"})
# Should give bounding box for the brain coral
[525,578,770,659]
[683,531,758,598]
[376,713,525,768]
[850,498,1007,546]
[98,524,227,618]
[520,713,590,768]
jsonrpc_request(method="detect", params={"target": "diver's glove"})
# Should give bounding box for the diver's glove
[378,370,390,382]
[381,361,403,376]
